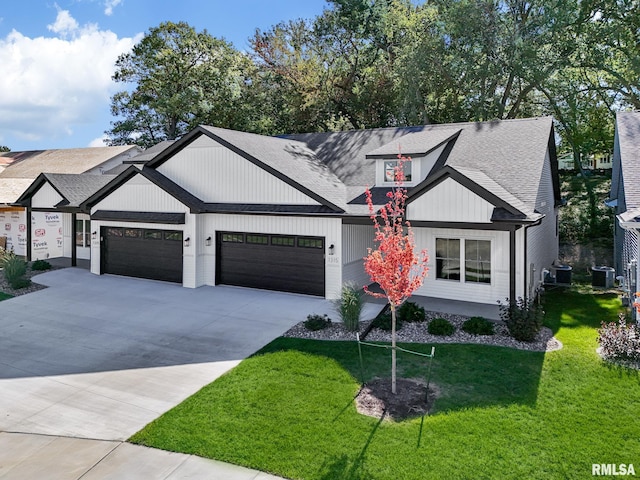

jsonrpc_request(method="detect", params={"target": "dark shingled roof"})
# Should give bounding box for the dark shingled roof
[287,117,555,219]
[283,126,426,187]
[615,111,640,213]
[43,174,116,208]
[365,128,461,158]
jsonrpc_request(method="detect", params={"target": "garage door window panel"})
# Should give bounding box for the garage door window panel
[271,236,295,247]
[164,231,183,241]
[247,234,268,244]
[298,237,324,249]
[222,233,244,243]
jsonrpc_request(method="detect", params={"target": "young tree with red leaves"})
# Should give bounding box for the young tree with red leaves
[364,155,429,394]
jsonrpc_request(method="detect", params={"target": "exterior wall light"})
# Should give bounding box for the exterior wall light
[92,231,97,240]
[184,237,190,247]
[206,236,212,246]
[329,244,335,255]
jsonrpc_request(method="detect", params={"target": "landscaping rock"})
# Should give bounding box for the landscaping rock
[284,310,563,353]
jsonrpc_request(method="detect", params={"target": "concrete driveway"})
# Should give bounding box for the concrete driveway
[0,268,333,441]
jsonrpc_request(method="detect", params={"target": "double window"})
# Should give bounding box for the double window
[436,238,491,284]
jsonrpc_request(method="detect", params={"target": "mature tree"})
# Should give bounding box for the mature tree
[250,0,419,133]
[396,0,587,124]
[581,0,640,109]
[106,21,254,147]
[364,157,428,394]
[0,146,10,152]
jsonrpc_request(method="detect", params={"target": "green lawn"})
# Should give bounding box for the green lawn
[0,292,13,301]
[130,289,640,479]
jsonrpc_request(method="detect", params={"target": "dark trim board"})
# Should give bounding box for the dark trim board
[343,216,520,231]
[92,210,186,224]
[201,203,337,215]
[30,208,61,213]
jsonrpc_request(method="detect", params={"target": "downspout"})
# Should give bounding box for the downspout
[522,220,542,302]
[71,212,77,267]
[523,224,528,302]
[510,226,517,303]
[26,205,32,261]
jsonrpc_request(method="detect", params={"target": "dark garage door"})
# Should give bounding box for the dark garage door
[217,231,325,296]
[101,227,183,283]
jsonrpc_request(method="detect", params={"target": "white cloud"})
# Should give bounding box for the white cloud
[47,9,79,36]
[104,0,123,16]
[0,10,140,144]
[88,135,108,147]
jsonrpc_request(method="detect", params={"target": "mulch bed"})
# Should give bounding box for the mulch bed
[355,377,439,421]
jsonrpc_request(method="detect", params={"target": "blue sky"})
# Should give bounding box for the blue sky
[0,0,328,151]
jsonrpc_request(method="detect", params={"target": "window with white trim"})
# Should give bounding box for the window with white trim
[383,160,412,182]
[464,239,491,283]
[435,238,460,280]
[436,238,491,284]
[75,219,90,247]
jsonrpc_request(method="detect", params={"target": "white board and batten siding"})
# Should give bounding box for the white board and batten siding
[31,182,64,209]
[406,177,494,223]
[526,150,559,297]
[413,227,511,305]
[342,224,375,289]
[156,135,321,205]
[197,214,342,299]
[91,174,190,213]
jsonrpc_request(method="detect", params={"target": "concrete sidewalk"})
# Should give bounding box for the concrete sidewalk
[0,432,283,479]
[0,269,331,479]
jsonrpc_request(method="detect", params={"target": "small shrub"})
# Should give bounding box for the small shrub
[333,283,365,332]
[31,259,52,271]
[428,318,455,336]
[597,314,640,361]
[397,301,426,323]
[304,314,332,331]
[462,316,495,336]
[498,297,544,342]
[3,253,27,286]
[9,277,31,290]
[371,310,403,332]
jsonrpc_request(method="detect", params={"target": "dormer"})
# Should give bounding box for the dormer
[367,128,461,187]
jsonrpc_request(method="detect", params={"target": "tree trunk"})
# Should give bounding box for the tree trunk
[391,304,397,395]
